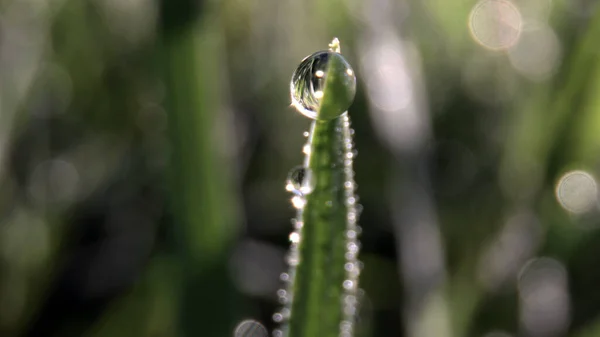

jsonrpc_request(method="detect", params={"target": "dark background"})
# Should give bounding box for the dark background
[1,0,600,336]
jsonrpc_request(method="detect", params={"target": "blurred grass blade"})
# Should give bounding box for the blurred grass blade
[159,3,240,336]
[281,39,361,337]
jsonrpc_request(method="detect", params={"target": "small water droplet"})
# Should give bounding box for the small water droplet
[344,294,357,305]
[343,280,355,290]
[345,262,355,272]
[289,232,301,243]
[280,273,290,281]
[290,50,357,120]
[273,329,284,337]
[291,195,306,209]
[273,313,284,322]
[286,252,299,266]
[348,212,356,222]
[302,143,311,155]
[340,320,353,332]
[286,166,315,195]
[234,320,268,337]
[303,131,309,137]
[344,305,357,316]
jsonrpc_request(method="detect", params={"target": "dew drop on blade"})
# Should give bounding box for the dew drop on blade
[290,50,356,120]
[234,320,268,337]
[286,166,315,195]
[273,313,284,323]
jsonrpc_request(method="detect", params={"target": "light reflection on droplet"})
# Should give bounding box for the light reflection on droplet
[302,143,311,155]
[291,195,306,209]
[346,230,357,239]
[469,0,522,50]
[343,280,354,290]
[234,319,268,337]
[555,170,598,214]
[347,242,359,253]
[289,232,300,244]
[286,166,315,195]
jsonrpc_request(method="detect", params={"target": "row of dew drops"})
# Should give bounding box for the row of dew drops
[236,39,361,337]
[271,114,363,337]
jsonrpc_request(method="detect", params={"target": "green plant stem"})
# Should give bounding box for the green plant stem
[285,45,360,337]
[160,7,239,337]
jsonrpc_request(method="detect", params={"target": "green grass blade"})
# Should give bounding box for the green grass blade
[159,8,240,337]
[281,39,361,337]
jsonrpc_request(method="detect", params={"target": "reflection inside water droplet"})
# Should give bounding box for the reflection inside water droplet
[290,50,356,120]
[286,166,315,195]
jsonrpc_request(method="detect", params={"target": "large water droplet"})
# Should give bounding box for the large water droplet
[291,51,356,120]
[286,166,315,195]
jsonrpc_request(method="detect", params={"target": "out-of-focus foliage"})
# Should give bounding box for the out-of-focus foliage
[1,0,600,336]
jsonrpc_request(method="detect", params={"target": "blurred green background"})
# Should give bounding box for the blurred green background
[1,0,600,336]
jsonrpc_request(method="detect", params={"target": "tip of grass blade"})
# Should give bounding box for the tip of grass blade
[329,37,341,53]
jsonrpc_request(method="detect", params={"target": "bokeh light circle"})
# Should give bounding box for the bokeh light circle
[469,0,523,50]
[555,170,598,214]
